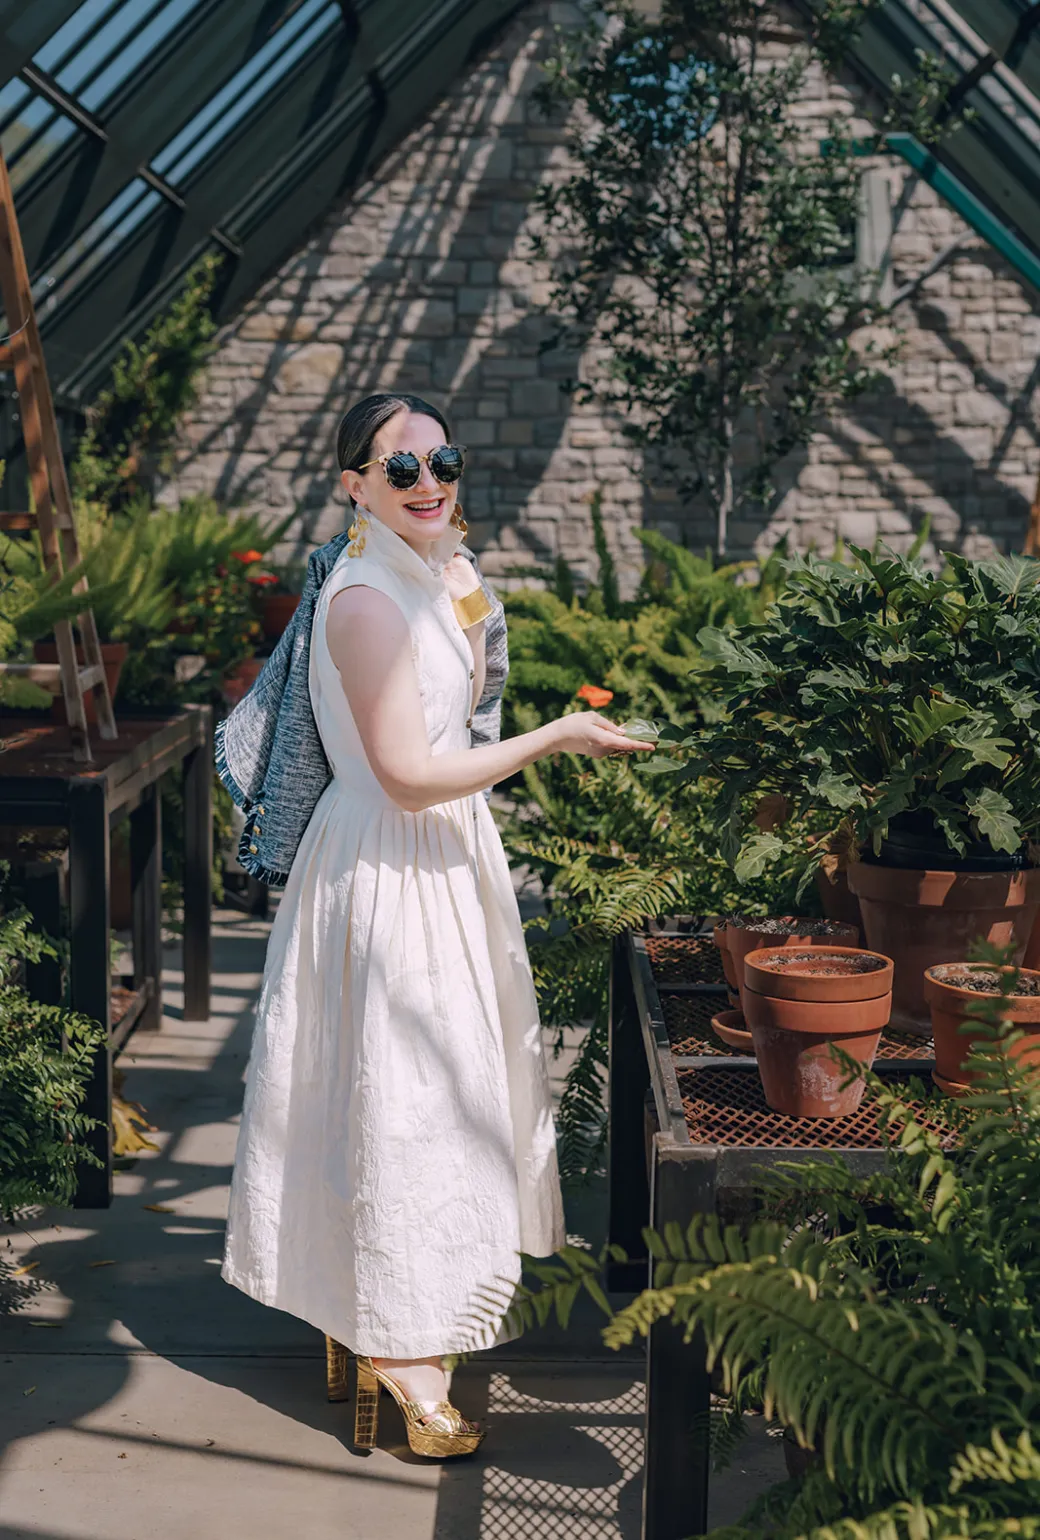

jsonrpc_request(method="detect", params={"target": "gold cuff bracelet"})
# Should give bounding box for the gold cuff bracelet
[452,588,493,629]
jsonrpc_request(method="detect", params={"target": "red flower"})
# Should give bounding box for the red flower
[231,548,264,564]
[247,573,279,587]
[577,684,614,708]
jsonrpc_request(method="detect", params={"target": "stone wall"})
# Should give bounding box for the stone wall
[162,1,1040,586]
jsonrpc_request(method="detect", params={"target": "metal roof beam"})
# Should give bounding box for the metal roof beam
[12,0,336,270]
[0,1,84,88]
[42,0,524,398]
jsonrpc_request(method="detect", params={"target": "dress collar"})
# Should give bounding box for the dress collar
[357,510,464,587]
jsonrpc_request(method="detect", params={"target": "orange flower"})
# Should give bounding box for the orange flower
[231,548,264,564]
[247,572,279,587]
[577,684,614,708]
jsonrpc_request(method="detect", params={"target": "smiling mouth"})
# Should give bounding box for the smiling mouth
[403,496,446,516]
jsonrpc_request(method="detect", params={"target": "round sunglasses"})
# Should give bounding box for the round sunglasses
[358,443,466,491]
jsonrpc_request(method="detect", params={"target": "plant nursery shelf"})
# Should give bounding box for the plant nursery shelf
[0,707,213,1207]
[607,918,940,1540]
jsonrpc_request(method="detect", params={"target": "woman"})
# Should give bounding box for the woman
[221,392,651,1458]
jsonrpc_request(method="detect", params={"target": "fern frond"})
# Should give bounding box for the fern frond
[950,1429,1040,1494]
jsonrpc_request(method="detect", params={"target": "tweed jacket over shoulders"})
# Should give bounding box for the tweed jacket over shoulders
[215,530,508,886]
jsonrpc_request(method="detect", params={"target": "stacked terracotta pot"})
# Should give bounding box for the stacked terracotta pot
[712,917,893,1118]
[742,946,893,1117]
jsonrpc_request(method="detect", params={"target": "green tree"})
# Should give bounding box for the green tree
[71,252,223,516]
[533,0,904,555]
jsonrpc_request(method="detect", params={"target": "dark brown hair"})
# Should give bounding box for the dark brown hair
[335,393,452,477]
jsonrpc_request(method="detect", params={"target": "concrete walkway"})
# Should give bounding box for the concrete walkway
[1,909,784,1540]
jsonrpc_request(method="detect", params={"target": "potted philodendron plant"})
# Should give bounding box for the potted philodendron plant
[644,544,1040,1031]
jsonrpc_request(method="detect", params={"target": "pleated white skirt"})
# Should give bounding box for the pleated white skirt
[221,779,564,1358]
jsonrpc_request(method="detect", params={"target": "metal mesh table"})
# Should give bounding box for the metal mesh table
[607,919,939,1540]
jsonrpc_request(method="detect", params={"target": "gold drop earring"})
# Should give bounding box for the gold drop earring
[450,501,467,538]
[347,507,369,557]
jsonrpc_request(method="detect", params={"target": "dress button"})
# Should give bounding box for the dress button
[468,669,474,680]
[466,717,473,729]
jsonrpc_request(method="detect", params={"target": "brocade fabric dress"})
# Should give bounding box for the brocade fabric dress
[221,512,565,1357]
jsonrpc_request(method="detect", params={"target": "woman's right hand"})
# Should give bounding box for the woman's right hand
[548,712,657,759]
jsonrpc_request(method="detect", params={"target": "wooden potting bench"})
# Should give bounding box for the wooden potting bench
[0,706,213,1206]
[607,917,940,1540]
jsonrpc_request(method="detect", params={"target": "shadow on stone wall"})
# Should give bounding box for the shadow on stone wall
[168,16,576,576]
[646,250,1040,565]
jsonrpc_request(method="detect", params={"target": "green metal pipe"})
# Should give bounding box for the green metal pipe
[847,130,1040,295]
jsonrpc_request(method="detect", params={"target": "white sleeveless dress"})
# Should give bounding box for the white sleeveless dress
[221,513,564,1358]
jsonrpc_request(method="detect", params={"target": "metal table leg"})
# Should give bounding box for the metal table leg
[607,932,652,1290]
[130,782,162,1032]
[182,714,212,1022]
[643,1142,715,1540]
[22,855,64,1008]
[68,778,112,1208]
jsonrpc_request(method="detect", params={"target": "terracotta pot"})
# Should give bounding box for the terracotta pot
[261,592,300,640]
[743,945,892,1117]
[34,640,128,724]
[923,963,1040,1090]
[847,862,1040,1035]
[1024,914,1040,970]
[712,923,738,991]
[727,918,859,1016]
[710,1009,754,1053]
[221,656,264,707]
[744,945,893,1004]
[815,867,864,932]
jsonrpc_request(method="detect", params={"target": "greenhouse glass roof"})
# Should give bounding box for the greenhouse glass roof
[0,0,524,399]
[1,0,1039,403]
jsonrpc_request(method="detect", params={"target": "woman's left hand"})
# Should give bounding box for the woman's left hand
[443,553,483,602]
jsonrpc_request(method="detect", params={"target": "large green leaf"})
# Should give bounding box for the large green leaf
[734,831,784,882]
[968,788,1021,854]
[696,626,771,682]
[948,724,1014,772]
[975,553,1040,600]
[899,695,969,747]
[811,768,861,810]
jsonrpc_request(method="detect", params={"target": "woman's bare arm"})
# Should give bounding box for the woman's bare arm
[326,586,652,812]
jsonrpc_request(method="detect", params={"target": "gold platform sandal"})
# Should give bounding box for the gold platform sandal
[353,1356,485,1458]
[325,1335,351,1402]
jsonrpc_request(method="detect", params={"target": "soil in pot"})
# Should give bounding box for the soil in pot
[34,640,128,724]
[924,962,1040,1091]
[848,863,1040,1035]
[726,917,859,1016]
[742,945,892,1117]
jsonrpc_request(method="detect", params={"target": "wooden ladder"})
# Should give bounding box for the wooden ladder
[0,146,116,762]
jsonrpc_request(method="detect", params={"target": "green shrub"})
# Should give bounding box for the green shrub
[0,877,104,1220]
[500,520,800,1178]
[643,543,1040,888]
